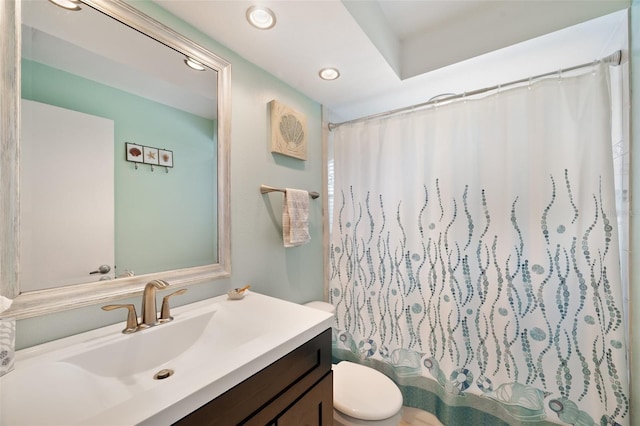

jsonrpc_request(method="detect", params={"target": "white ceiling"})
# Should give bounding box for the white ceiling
[154,0,629,122]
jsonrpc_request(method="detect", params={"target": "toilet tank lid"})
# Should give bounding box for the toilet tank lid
[304,301,335,314]
[332,361,403,421]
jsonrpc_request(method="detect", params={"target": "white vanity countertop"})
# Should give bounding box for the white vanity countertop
[0,292,333,425]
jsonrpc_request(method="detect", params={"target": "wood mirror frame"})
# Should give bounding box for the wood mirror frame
[0,0,231,319]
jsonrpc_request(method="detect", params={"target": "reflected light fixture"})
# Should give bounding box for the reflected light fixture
[246,6,276,30]
[319,67,340,81]
[184,57,206,71]
[48,0,82,10]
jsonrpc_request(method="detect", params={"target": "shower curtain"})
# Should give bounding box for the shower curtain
[329,63,629,426]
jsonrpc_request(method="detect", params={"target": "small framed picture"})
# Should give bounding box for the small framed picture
[126,142,144,163]
[269,99,307,161]
[158,149,174,167]
[143,146,159,165]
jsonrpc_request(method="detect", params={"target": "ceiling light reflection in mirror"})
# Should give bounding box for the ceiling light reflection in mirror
[48,0,81,11]
[185,57,207,71]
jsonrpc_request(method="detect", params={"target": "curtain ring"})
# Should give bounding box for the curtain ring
[528,76,533,90]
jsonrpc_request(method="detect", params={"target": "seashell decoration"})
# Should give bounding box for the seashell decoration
[270,100,307,160]
[129,147,142,157]
[279,114,305,149]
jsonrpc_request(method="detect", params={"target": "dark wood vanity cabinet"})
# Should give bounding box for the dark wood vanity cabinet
[174,328,333,426]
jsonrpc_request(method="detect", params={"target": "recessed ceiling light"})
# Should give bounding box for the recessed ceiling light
[319,67,340,81]
[184,57,206,71]
[48,0,81,10]
[246,6,276,30]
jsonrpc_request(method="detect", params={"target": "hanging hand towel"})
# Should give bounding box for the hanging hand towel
[283,188,310,247]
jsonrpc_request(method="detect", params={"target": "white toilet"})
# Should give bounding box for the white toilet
[304,301,404,426]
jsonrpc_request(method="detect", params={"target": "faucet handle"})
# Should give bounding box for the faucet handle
[159,289,188,323]
[102,304,139,334]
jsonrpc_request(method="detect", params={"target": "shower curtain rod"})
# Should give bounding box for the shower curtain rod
[328,50,622,131]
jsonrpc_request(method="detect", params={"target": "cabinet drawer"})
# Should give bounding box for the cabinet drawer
[175,328,332,426]
[275,372,333,426]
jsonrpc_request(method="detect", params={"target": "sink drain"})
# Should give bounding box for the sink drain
[154,368,174,380]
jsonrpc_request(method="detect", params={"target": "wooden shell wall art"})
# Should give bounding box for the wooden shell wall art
[269,100,307,161]
[125,142,173,172]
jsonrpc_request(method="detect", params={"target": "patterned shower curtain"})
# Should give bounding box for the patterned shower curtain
[329,63,629,426]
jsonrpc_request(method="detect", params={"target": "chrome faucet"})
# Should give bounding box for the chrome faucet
[140,279,169,328]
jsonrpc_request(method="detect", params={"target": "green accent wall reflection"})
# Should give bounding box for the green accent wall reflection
[22,59,217,276]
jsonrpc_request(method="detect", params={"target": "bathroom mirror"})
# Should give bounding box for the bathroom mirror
[0,0,231,319]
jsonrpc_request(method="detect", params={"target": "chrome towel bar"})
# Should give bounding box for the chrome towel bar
[260,185,320,199]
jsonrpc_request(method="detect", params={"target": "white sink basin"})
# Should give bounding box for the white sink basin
[0,292,333,425]
[65,306,217,377]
